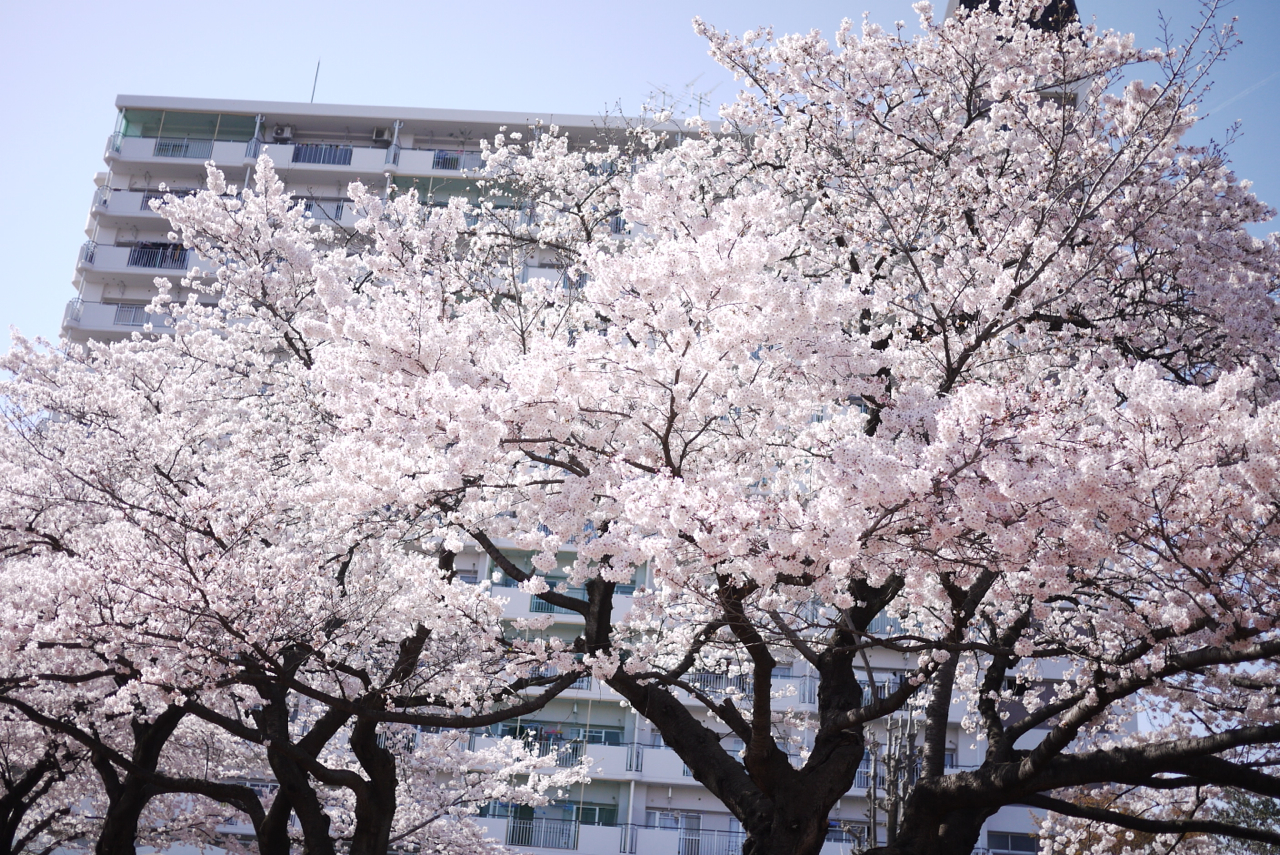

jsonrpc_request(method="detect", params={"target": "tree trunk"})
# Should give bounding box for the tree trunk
[94,780,158,855]
[347,715,398,855]
[252,685,337,855]
[863,791,996,855]
[256,706,350,855]
[740,790,840,855]
[94,706,185,855]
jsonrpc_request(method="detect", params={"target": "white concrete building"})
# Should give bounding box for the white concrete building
[66,95,1045,855]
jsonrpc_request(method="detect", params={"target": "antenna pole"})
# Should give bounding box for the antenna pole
[310,59,321,103]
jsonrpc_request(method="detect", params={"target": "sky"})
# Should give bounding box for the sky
[2,0,1278,345]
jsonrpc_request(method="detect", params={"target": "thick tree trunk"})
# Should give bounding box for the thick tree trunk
[347,716,398,855]
[94,706,185,855]
[256,706,350,855]
[253,685,337,855]
[863,784,997,855]
[94,780,158,855]
[740,790,841,855]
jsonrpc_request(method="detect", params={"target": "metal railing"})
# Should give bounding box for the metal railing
[687,672,753,696]
[680,829,747,855]
[127,245,189,269]
[530,588,587,614]
[113,304,151,327]
[617,826,746,855]
[292,144,353,165]
[865,613,903,635]
[141,189,198,210]
[245,138,262,159]
[523,738,587,768]
[385,143,401,166]
[302,198,346,223]
[64,298,84,323]
[93,186,112,209]
[105,133,122,156]
[506,817,579,850]
[80,241,97,264]
[608,214,626,234]
[153,137,215,159]
[431,149,484,171]
[855,763,886,791]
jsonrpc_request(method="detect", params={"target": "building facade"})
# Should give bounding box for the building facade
[66,94,1046,855]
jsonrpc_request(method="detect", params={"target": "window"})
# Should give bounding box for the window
[120,109,257,142]
[989,831,1037,853]
[647,811,700,832]
[573,804,617,826]
[569,726,623,746]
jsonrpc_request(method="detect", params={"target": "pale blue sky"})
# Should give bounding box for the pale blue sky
[2,0,1277,344]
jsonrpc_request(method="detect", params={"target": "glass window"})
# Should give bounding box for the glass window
[989,831,1038,853]
[158,111,219,140]
[215,114,257,141]
[574,805,617,826]
[121,109,163,137]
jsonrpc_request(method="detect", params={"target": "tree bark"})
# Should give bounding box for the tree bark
[94,705,185,855]
[252,683,337,855]
[347,715,398,855]
[256,705,350,855]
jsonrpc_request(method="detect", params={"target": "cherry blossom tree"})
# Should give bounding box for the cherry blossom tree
[4,1,1280,854]
[0,168,585,852]
[289,2,1279,854]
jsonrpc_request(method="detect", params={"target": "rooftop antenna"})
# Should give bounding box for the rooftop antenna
[310,59,321,103]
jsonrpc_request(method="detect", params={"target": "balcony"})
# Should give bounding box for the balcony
[506,817,579,849]
[500,586,634,623]
[107,135,249,165]
[301,197,349,225]
[153,137,215,159]
[394,147,485,174]
[79,242,190,273]
[258,142,391,173]
[292,144,353,166]
[621,826,746,855]
[128,243,189,269]
[618,825,860,855]
[63,299,174,339]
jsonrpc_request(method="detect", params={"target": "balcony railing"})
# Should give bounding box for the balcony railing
[113,304,152,327]
[292,144,353,166]
[81,241,97,264]
[63,300,176,336]
[105,133,122,156]
[302,198,346,223]
[507,817,579,850]
[687,673,753,696]
[680,829,747,855]
[530,588,587,615]
[432,149,484,171]
[142,189,199,210]
[153,137,215,159]
[127,244,190,270]
[618,826,747,855]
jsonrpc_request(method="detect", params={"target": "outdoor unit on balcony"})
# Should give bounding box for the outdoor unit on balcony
[372,127,393,146]
[272,125,293,143]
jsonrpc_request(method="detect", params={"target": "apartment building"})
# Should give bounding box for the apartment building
[66,94,1046,855]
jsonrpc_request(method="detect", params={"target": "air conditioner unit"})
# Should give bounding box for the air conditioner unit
[372,127,394,146]
[272,125,293,143]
